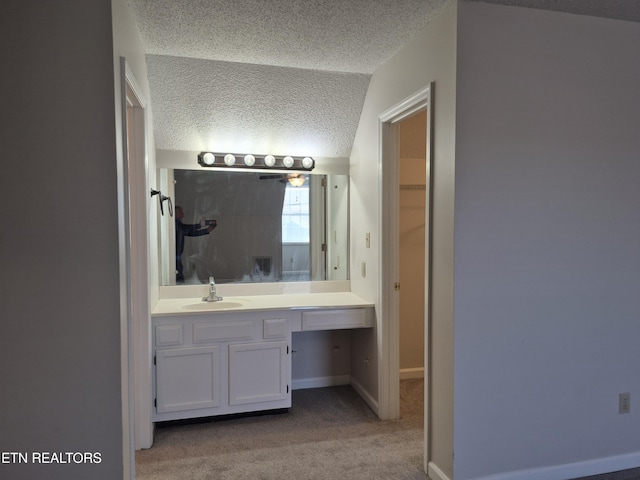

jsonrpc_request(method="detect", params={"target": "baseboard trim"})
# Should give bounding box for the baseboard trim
[400,367,424,380]
[472,452,640,480]
[291,375,351,390]
[427,461,451,480]
[350,376,379,417]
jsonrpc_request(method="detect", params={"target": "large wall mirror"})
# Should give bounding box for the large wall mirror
[158,168,349,285]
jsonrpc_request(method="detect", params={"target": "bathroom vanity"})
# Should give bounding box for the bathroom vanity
[152,292,374,422]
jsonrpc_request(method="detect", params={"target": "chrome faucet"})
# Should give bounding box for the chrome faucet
[203,276,223,302]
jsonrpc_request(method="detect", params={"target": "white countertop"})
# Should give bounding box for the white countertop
[152,291,374,316]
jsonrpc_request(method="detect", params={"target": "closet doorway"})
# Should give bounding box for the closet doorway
[398,111,427,382]
[379,84,433,471]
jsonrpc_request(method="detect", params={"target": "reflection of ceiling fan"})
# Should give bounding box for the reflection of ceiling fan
[259,173,307,186]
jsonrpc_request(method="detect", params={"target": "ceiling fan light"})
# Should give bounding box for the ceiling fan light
[288,174,306,187]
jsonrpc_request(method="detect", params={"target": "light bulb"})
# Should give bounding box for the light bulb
[283,156,294,168]
[224,154,236,166]
[302,157,313,169]
[264,155,276,167]
[202,152,215,165]
[244,154,255,166]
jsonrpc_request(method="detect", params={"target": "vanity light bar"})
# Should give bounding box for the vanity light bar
[198,152,315,171]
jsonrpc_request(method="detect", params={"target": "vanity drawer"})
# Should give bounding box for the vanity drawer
[301,309,366,331]
[193,321,257,344]
[263,318,288,339]
[155,325,184,347]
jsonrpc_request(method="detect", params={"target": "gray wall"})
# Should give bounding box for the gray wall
[0,1,123,478]
[454,2,640,478]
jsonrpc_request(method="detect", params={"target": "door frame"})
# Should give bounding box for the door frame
[120,58,153,455]
[378,83,433,462]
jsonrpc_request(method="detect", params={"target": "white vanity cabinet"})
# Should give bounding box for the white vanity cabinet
[228,341,289,405]
[155,345,222,414]
[151,297,376,423]
[153,311,293,422]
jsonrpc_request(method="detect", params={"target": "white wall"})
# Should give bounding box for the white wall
[453,3,640,479]
[292,330,353,387]
[0,1,123,478]
[349,2,457,477]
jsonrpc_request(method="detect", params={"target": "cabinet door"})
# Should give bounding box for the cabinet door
[156,346,221,413]
[229,341,289,406]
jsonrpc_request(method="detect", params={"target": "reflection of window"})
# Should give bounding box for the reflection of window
[282,184,309,243]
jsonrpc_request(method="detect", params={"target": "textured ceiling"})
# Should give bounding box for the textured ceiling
[128,0,450,74]
[145,55,370,156]
[128,0,451,157]
[128,0,640,158]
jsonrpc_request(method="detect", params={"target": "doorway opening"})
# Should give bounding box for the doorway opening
[398,110,428,473]
[379,84,433,471]
[398,111,427,384]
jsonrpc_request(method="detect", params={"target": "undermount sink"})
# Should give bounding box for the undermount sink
[181,300,247,311]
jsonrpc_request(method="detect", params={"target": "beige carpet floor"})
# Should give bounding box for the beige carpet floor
[136,379,426,480]
[135,379,640,480]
